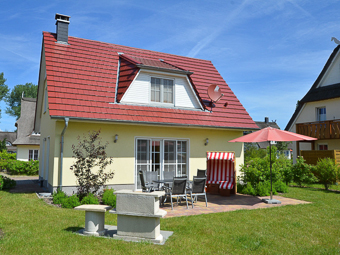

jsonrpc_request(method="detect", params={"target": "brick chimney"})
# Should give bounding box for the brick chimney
[55,13,70,44]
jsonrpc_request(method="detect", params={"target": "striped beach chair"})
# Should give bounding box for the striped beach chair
[206,152,235,195]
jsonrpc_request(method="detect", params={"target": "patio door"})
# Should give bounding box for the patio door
[135,138,188,189]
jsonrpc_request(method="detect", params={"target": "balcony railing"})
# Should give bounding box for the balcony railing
[296,119,340,139]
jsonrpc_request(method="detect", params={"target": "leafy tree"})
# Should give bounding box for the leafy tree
[313,158,339,190]
[5,82,37,119]
[0,138,7,152]
[276,141,291,154]
[291,156,317,187]
[70,130,115,199]
[244,143,266,163]
[0,72,9,119]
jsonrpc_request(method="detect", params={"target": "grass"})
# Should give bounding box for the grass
[0,187,339,254]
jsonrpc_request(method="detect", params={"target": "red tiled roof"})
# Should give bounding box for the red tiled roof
[43,32,258,129]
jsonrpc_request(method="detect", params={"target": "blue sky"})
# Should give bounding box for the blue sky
[1,0,340,131]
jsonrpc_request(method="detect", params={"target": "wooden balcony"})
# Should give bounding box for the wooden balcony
[296,119,340,140]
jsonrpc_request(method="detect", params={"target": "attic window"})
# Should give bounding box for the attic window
[151,77,174,104]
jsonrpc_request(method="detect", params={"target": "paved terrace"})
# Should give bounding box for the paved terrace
[3,174,310,218]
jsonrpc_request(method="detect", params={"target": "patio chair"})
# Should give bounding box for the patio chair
[164,178,189,210]
[197,169,207,177]
[187,177,208,208]
[138,170,156,192]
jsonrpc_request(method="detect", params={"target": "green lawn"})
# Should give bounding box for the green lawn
[0,187,339,254]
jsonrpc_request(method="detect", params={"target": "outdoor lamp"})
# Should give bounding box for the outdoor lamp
[114,134,118,143]
[205,138,209,146]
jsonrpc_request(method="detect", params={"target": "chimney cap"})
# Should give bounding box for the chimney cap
[55,13,70,23]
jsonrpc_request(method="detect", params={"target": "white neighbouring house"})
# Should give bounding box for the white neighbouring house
[285,43,340,162]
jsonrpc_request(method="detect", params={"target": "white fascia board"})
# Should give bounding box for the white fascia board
[288,103,306,132]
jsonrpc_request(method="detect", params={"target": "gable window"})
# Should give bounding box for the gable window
[317,107,326,121]
[29,150,39,161]
[136,138,188,189]
[151,77,174,103]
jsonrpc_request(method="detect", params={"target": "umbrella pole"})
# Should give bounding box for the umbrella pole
[270,142,273,200]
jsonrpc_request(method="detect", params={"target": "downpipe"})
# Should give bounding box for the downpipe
[59,117,69,190]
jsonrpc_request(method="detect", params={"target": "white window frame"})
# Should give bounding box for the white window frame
[135,137,189,190]
[29,149,39,161]
[316,107,326,121]
[150,76,175,105]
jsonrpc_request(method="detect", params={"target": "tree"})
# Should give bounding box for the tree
[313,158,339,190]
[0,138,7,152]
[5,83,37,119]
[70,130,115,199]
[0,72,9,119]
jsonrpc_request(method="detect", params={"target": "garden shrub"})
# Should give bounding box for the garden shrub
[102,188,116,207]
[70,130,114,199]
[238,182,256,196]
[0,175,17,190]
[81,193,99,205]
[0,150,39,176]
[255,181,277,197]
[313,158,340,190]
[291,156,317,187]
[274,180,288,193]
[52,189,67,204]
[61,194,81,209]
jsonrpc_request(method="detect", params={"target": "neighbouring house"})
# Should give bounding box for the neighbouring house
[285,42,340,163]
[0,132,17,153]
[255,117,293,159]
[12,97,40,161]
[34,14,258,194]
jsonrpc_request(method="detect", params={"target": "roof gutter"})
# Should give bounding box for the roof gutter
[50,116,259,132]
[59,117,69,190]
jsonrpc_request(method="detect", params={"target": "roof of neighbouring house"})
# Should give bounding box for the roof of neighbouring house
[41,32,258,130]
[13,97,40,145]
[285,45,340,131]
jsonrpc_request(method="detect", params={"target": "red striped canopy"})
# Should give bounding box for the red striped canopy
[206,152,235,189]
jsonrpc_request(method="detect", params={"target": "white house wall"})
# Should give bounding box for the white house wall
[16,145,40,161]
[121,70,201,109]
[319,51,340,87]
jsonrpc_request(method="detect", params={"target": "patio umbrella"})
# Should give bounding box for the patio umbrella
[229,127,317,204]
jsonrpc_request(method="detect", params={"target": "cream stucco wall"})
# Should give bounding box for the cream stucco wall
[16,145,40,161]
[49,121,244,190]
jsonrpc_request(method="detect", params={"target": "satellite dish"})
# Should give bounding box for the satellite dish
[207,84,224,103]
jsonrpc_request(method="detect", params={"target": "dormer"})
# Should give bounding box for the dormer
[117,55,203,110]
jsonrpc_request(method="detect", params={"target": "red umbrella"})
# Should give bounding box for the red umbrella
[229,127,317,203]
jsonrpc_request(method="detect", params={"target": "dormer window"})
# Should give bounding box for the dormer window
[151,77,174,104]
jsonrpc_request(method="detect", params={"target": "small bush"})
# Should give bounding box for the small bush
[81,193,99,205]
[239,182,256,196]
[0,175,16,190]
[102,189,116,207]
[61,194,81,209]
[255,181,277,197]
[274,180,288,193]
[52,189,67,204]
[313,158,340,190]
[291,156,317,187]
